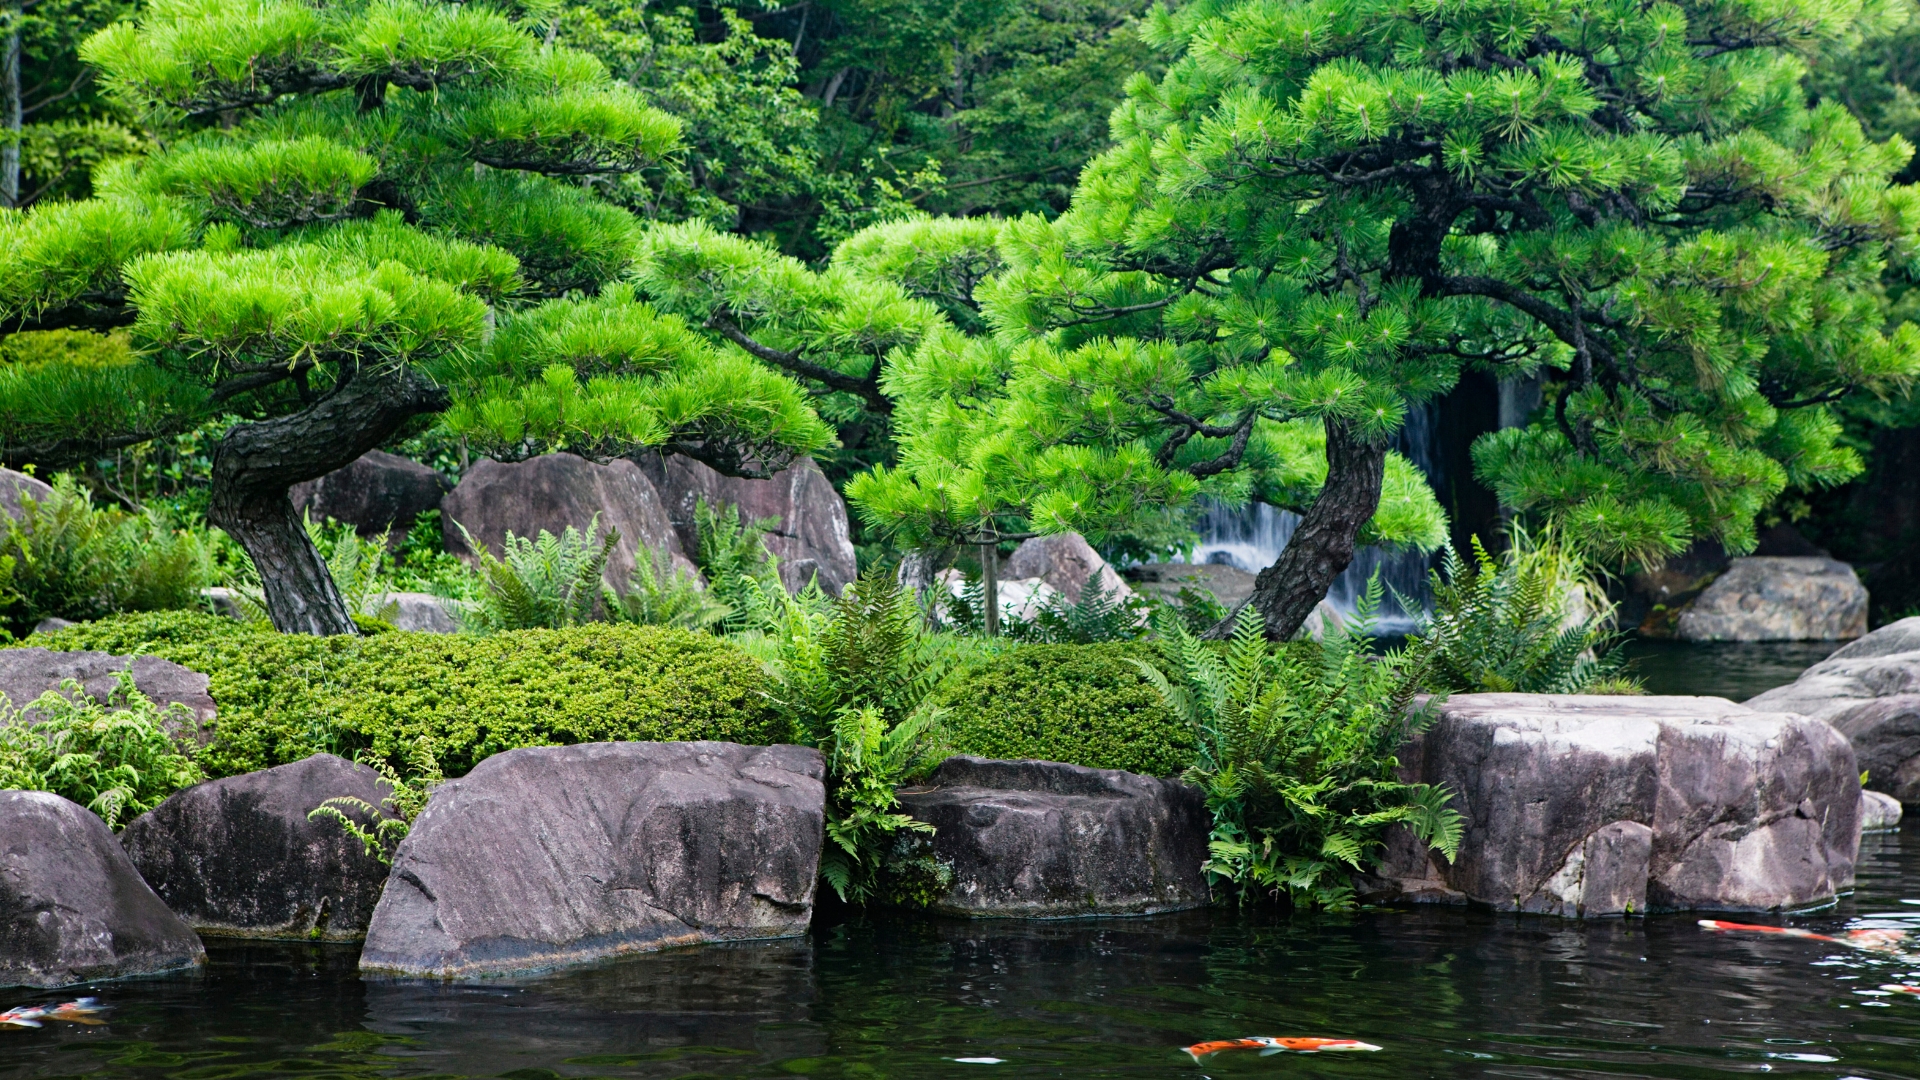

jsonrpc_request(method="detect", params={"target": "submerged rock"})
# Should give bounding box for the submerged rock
[894,756,1210,917]
[1745,618,1920,803]
[1863,790,1904,832]
[1677,557,1868,642]
[1367,694,1860,916]
[360,741,824,979]
[0,791,204,988]
[121,754,396,941]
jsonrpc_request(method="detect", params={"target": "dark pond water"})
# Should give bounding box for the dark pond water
[6,827,1920,1080]
[1623,640,1844,701]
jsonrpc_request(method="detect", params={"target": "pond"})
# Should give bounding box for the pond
[8,644,1920,1080]
[1623,640,1844,702]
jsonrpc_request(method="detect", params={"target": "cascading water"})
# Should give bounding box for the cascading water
[1182,400,1445,633]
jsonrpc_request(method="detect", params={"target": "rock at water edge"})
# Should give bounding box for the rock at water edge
[1863,790,1904,832]
[1677,557,1868,642]
[0,791,204,987]
[895,756,1210,917]
[121,754,397,941]
[1744,618,1920,803]
[359,741,824,979]
[1371,694,1859,915]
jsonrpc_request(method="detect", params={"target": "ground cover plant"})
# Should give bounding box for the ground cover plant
[1138,591,1463,909]
[0,670,204,829]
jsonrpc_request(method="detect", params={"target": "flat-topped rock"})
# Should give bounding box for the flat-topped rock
[0,791,204,987]
[895,756,1209,917]
[122,754,397,941]
[1677,557,1868,642]
[360,741,824,979]
[1367,694,1859,916]
[0,647,215,733]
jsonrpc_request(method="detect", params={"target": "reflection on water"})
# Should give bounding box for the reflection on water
[1623,639,1842,701]
[8,826,1920,1079]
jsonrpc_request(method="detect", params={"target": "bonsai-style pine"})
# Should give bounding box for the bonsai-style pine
[0,0,831,634]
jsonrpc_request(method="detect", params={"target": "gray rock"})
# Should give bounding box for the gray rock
[442,454,697,591]
[360,741,825,979]
[0,647,216,734]
[894,756,1210,918]
[30,618,74,636]
[1004,533,1136,607]
[1863,789,1904,832]
[0,791,205,987]
[0,468,53,520]
[1744,618,1920,802]
[641,454,857,595]
[291,450,451,540]
[1370,694,1860,915]
[1677,557,1868,642]
[121,754,396,941]
[386,592,458,634]
[1125,562,1257,608]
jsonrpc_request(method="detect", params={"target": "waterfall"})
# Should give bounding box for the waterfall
[1183,400,1445,634]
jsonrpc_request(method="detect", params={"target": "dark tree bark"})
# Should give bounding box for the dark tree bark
[1209,419,1388,641]
[207,364,449,635]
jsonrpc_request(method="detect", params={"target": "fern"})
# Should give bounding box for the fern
[307,738,444,865]
[1409,527,1641,695]
[693,498,784,628]
[455,518,615,633]
[0,669,205,830]
[614,547,730,631]
[1135,580,1462,910]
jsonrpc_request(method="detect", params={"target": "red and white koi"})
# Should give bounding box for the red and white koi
[1183,1037,1381,1060]
[1879,983,1920,996]
[0,998,107,1029]
[1698,920,1911,953]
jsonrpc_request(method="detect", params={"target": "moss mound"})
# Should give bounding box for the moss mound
[37,611,779,777]
[933,642,1191,777]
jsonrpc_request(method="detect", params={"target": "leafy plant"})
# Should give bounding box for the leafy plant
[457,521,615,633]
[1136,587,1462,909]
[752,569,954,902]
[0,473,215,635]
[615,548,731,632]
[308,739,445,865]
[693,497,783,628]
[940,571,1149,644]
[1410,532,1640,695]
[0,669,204,829]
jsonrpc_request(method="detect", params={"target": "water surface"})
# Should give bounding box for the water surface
[6,827,1920,1079]
[1623,640,1842,701]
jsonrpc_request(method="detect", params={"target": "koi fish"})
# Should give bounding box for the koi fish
[0,998,106,1029]
[1183,1037,1381,1060]
[1698,920,1911,952]
[1879,984,1920,996]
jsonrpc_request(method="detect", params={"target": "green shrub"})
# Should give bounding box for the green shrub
[35,611,778,779]
[932,642,1191,777]
[0,671,205,829]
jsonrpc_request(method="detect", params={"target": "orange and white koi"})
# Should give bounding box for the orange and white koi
[1879,983,1920,996]
[0,998,107,1029]
[1183,1037,1381,1060]
[1698,920,1911,952]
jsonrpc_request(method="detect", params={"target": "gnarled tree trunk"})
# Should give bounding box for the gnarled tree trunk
[208,365,449,635]
[1210,419,1388,641]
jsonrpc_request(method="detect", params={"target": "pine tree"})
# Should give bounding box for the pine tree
[0,0,832,633]
[847,0,1920,637]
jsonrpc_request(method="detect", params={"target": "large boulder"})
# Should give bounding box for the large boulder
[441,453,696,589]
[0,467,52,520]
[1746,617,1920,802]
[290,450,451,540]
[1367,694,1860,915]
[1004,533,1136,607]
[360,741,825,979]
[894,756,1210,917]
[386,592,458,633]
[0,647,216,734]
[641,454,858,595]
[0,791,205,987]
[1676,557,1868,642]
[121,754,396,941]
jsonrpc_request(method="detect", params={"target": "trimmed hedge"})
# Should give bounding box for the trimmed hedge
[35,611,779,778]
[933,643,1193,777]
